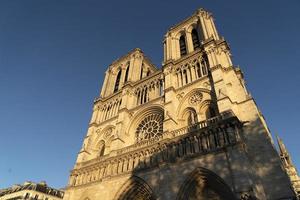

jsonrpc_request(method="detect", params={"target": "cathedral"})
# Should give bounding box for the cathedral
[63,8,299,200]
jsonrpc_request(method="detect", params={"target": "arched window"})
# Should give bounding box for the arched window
[140,64,145,80]
[196,62,202,78]
[201,60,207,76]
[191,29,200,50]
[124,66,130,83]
[114,70,121,92]
[183,69,188,84]
[146,70,150,76]
[143,88,148,103]
[179,35,187,56]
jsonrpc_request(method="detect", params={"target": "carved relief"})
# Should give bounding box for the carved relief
[176,92,185,100]
[189,91,203,105]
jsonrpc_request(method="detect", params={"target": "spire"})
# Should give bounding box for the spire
[276,135,300,198]
[276,135,288,155]
[276,135,292,166]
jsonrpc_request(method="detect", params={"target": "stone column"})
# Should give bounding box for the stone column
[186,31,194,53]
[100,70,109,97]
[199,14,208,39]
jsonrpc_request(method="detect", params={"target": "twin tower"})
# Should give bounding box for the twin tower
[63,8,298,200]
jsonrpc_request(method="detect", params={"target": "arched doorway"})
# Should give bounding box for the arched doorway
[176,168,237,200]
[114,176,156,200]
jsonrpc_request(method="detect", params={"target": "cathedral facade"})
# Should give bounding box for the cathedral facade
[63,8,297,200]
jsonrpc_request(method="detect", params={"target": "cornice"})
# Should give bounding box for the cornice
[167,8,210,33]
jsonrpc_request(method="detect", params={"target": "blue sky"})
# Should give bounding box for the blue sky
[0,0,299,189]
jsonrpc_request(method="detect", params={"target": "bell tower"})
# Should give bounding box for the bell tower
[64,8,297,200]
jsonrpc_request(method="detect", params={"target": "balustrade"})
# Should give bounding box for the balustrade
[68,111,240,187]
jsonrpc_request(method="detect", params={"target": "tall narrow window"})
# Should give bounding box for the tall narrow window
[201,60,207,75]
[143,88,148,103]
[140,66,144,79]
[191,29,200,50]
[196,62,202,78]
[179,35,187,56]
[124,66,129,83]
[114,70,121,92]
[183,69,188,84]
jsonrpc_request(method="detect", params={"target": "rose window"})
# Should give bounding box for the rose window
[136,113,163,142]
[189,91,203,105]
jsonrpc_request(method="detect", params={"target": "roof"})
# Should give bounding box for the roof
[0,181,64,198]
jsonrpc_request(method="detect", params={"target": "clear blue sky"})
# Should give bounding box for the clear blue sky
[0,0,299,189]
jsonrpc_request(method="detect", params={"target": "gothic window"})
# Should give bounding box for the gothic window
[196,62,202,78]
[137,91,141,105]
[191,29,200,50]
[136,113,163,142]
[143,88,148,103]
[124,65,130,83]
[146,70,151,76]
[201,60,208,76]
[183,69,188,84]
[140,64,144,79]
[179,35,187,56]
[159,80,164,96]
[201,54,209,76]
[114,70,122,92]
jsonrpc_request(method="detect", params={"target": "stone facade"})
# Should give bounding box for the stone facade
[63,8,297,200]
[0,181,64,200]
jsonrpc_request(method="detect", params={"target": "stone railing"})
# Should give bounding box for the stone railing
[68,111,241,188]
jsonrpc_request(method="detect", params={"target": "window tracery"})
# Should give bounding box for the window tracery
[136,113,163,142]
[175,54,209,88]
[189,91,203,105]
[191,29,200,50]
[179,35,187,56]
[114,70,122,92]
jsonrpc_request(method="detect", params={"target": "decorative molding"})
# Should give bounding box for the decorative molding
[188,91,203,105]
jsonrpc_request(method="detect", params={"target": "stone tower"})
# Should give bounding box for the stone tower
[63,8,297,200]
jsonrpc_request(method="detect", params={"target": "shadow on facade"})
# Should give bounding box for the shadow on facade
[112,116,296,200]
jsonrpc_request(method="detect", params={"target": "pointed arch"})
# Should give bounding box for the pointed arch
[113,176,156,200]
[127,105,164,143]
[176,88,211,118]
[182,107,198,126]
[191,29,200,50]
[114,70,122,92]
[176,167,237,200]
[124,64,130,83]
[179,35,187,56]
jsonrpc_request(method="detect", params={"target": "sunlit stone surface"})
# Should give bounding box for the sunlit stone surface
[63,8,298,200]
